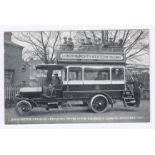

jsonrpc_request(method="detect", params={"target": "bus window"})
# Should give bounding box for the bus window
[84,68,110,80]
[112,68,124,80]
[69,67,82,81]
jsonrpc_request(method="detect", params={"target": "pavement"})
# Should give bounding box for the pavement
[5,100,150,124]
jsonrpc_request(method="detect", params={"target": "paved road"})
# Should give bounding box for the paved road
[5,100,150,124]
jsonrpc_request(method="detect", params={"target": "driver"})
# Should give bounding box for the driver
[48,73,62,97]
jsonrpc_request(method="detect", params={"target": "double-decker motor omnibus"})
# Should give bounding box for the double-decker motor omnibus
[15,45,136,115]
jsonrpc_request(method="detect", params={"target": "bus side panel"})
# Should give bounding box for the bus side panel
[63,84,125,91]
[63,90,124,100]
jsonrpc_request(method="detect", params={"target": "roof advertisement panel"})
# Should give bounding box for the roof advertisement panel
[57,51,126,64]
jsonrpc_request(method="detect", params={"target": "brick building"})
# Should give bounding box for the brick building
[4,32,30,86]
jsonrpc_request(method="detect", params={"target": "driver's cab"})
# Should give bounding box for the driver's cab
[36,64,65,98]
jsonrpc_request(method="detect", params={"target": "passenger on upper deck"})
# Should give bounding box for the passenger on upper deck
[103,39,109,48]
[67,37,74,51]
[63,37,67,45]
[61,37,123,52]
[117,39,123,47]
[80,39,86,45]
[109,38,114,46]
[94,38,103,50]
[96,38,102,45]
[85,37,93,45]
[78,39,86,50]
[61,37,68,50]
[103,38,119,48]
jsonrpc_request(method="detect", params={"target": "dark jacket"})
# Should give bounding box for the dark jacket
[133,81,142,93]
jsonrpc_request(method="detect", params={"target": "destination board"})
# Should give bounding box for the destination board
[57,51,126,64]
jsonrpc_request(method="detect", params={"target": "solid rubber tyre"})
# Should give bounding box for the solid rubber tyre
[16,100,32,115]
[90,95,108,113]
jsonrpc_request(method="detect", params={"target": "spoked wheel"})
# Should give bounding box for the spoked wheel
[16,100,32,115]
[90,95,108,113]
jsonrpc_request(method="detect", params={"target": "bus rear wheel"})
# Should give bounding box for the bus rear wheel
[16,100,32,115]
[90,95,108,113]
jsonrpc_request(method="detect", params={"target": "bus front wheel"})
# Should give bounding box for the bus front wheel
[90,95,108,113]
[16,100,32,115]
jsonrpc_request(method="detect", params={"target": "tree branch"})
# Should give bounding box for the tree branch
[127,45,148,59]
[113,30,118,42]
[50,32,59,62]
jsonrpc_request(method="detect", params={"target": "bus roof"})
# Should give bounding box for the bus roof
[36,64,64,70]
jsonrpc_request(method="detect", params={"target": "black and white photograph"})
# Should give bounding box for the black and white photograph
[4,29,150,124]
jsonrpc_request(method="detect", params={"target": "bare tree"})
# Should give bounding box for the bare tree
[13,31,60,64]
[76,30,149,64]
[13,29,149,65]
[13,31,62,84]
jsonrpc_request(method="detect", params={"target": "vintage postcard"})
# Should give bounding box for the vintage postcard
[4,29,150,124]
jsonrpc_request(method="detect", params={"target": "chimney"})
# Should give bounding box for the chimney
[4,32,12,42]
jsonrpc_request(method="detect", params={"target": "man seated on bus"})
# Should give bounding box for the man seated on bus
[80,39,86,45]
[78,39,86,50]
[85,37,93,45]
[112,69,121,80]
[61,37,68,50]
[93,38,102,50]
[108,38,114,46]
[67,37,74,51]
[95,72,103,80]
[117,39,123,47]
[96,72,109,80]
[43,73,62,98]
[96,38,102,45]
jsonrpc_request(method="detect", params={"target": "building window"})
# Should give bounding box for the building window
[84,68,110,80]
[112,68,124,80]
[69,67,82,81]
[5,70,14,84]
[21,64,26,72]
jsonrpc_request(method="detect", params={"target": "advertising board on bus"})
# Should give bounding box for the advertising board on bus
[57,50,126,64]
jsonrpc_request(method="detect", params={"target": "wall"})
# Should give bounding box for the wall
[4,42,30,85]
